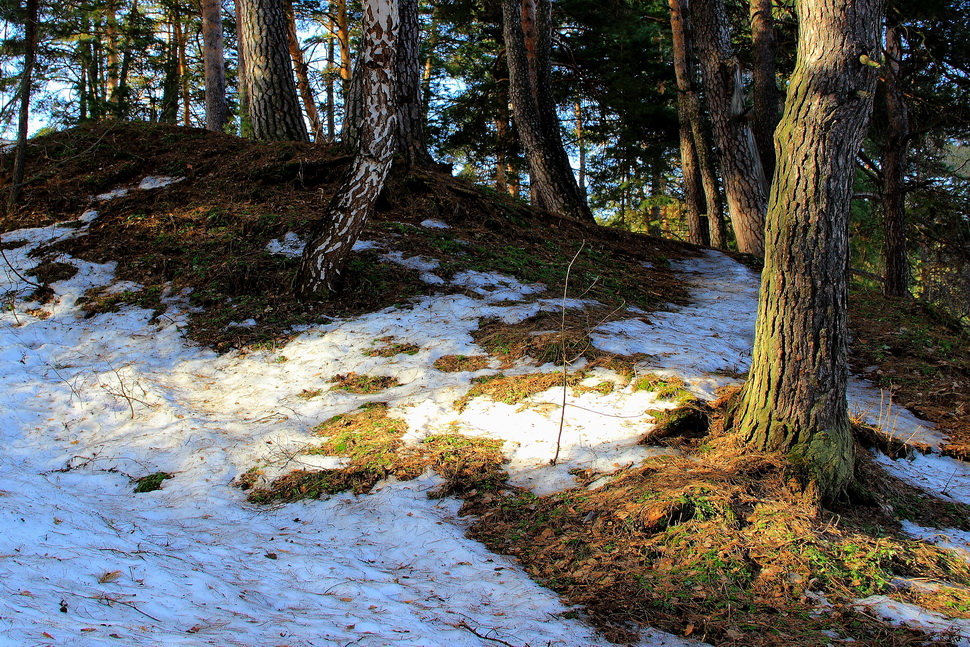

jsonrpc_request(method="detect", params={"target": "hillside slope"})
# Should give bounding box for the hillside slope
[1,124,969,646]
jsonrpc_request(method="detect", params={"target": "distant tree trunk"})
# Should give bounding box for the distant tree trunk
[336,0,351,98]
[286,0,322,140]
[296,0,399,299]
[105,0,121,109]
[235,0,253,136]
[7,0,39,215]
[160,11,180,124]
[239,0,308,141]
[732,0,882,501]
[202,0,230,132]
[174,10,191,125]
[749,0,780,179]
[340,58,365,150]
[325,35,336,140]
[692,0,768,255]
[502,0,594,222]
[395,0,433,168]
[882,23,909,298]
[574,101,587,197]
[669,0,708,245]
[494,61,519,197]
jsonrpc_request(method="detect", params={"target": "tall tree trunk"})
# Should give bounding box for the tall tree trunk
[105,0,121,110]
[235,0,253,136]
[882,23,909,298]
[238,0,308,141]
[174,8,191,125]
[161,13,180,124]
[286,0,322,140]
[749,0,780,179]
[502,0,594,222]
[7,0,39,215]
[325,35,336,140]
[692,0,768,255]
[336,0,351,98]
[732,0,882,501]
[296,0,399,299]
[669,0,708,245]
[395,0,433,168]
[340,57,365,150]
[202,0,230,131]
[574,101,587,197]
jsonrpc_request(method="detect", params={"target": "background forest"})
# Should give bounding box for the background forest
[1,0,968,324]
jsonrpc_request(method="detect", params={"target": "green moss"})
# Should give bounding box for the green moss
[134,471,172,493]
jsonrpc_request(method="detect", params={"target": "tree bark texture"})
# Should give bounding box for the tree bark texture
[501,0,594,223]
[341,57,365,150]
[296,0,399,299]
[749,0,780,179]
[881,24,909,298]
[202,0,230,132]
[395,0,433,167]
[285,0,323,140]
[733,0,883,500]
[235,0,253,137]
[239,0,308,141]
[693,0,768,255]
[669,0,708,245]
[7,0,39,215]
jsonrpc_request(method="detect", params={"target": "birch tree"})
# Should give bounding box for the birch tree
[296,0,399,299]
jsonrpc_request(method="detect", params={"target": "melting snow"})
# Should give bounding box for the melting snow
[854,596,970,645]
[137,175,184,190]
[420,218,450,229]
[0,217,702,646]
[901,521,970,561]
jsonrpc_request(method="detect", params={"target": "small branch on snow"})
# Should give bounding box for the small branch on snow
[456,621,520,647]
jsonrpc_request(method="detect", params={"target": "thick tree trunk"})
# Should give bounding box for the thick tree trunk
[7,0,39,215]
[286,0,322,140]
[395,0,433,168]
[733,0,882,500]
[202,0,230,132]
[502,0,594,223]
[296,0,399,299]
[669,0,708,245]
[882,24,909,298]
[749,0,780,179]
[692,0,768,255]
[239,0,308,141]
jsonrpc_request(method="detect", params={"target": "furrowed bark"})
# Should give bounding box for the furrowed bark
[749,0,780,179]
[881,23,910,298]
[692,0,768,255]
[238,0,308,141]
[395,0,433,168]
[501,0,594,223]
[669,0,709,245]
[202,0,230,132]
[733,0,883,500]
[296,0,399,300]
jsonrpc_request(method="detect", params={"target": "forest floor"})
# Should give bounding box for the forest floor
[1,124,969,646]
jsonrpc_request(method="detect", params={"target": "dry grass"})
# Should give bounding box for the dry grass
[453,371,583,412]
[364,338,421,357]
[329,372,401,394]
[433,354,491,372]
[242,404,507,502]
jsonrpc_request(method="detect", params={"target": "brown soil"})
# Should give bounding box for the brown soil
[1,123,695,353]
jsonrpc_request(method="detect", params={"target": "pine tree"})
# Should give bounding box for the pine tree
[732,0,883,500]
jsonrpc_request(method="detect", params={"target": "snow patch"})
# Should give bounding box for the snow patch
[265,231,305,257]
[854,596,970,645]
[901,521,970,561]
[137,175,184,190]
[420,218,450,229]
